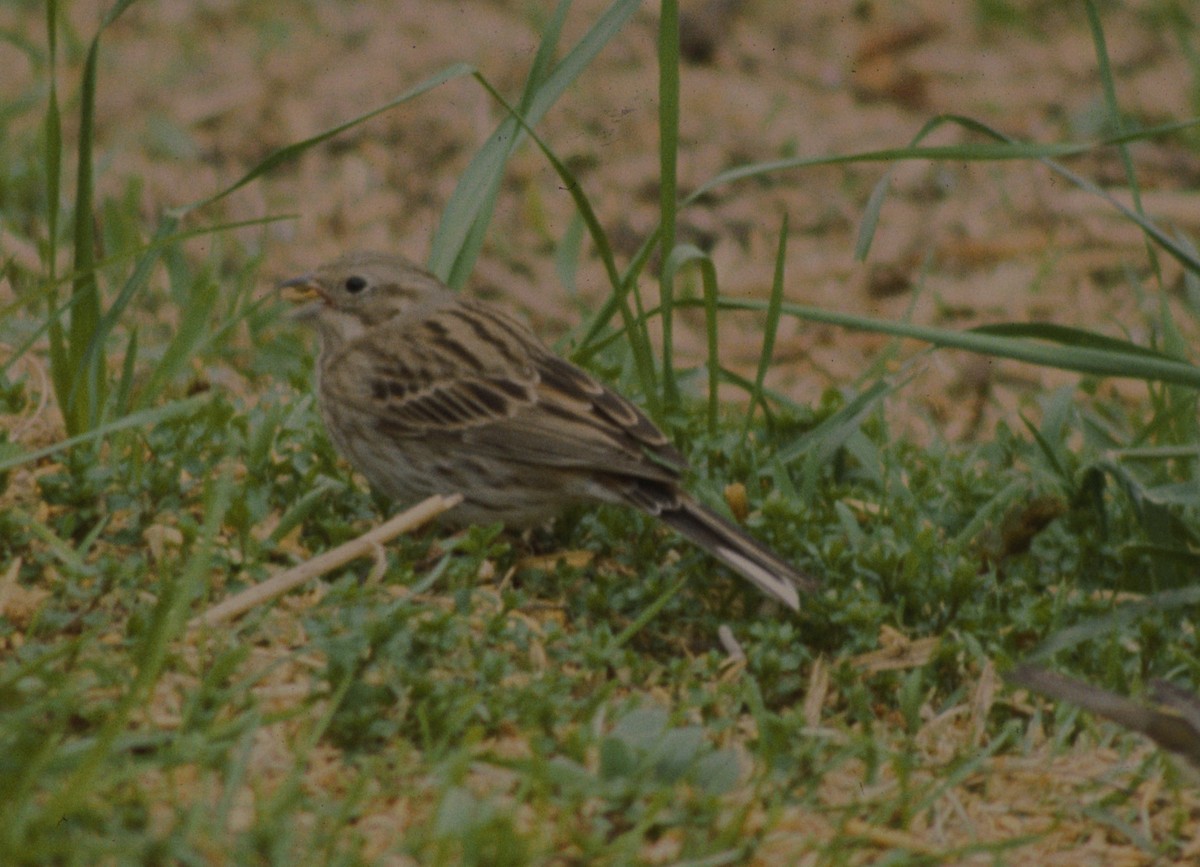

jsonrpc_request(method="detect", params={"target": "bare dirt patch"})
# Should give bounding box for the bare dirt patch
[4,0,1199,862]
[6,1,1198,436]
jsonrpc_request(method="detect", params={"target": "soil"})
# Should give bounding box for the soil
[2,0,1198,862]
[6,0,1200,439]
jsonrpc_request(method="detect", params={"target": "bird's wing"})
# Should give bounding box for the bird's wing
[336,299,685,482]
[466,351,686,481]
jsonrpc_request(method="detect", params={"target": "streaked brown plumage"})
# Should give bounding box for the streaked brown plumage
[282,251,816,609]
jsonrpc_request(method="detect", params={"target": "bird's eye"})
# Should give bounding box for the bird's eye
[344,275,368,294]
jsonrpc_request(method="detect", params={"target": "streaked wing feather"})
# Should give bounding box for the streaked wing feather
[336,302,537,437]
[463,350,686,481]
[340,298,685,482]
[373,378,520,435]
[462,415,676,482]
[535,353,686,468]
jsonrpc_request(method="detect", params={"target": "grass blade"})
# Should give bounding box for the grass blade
[692,115,1200,276]
[1,215,289,384]
[1084,0,1160,283]
[50,0,147,434]
[174,64,473,217]
[430,0,570,288]
[473,73,661,415]
[658,0,680,403]
[716,297,1200,389]
[113,327,138,416]
[76,216,178,415]
[43,470,233,823]
[662,244,721,430]
[64,35,103,434]
[746,215,789,432]
[778,379,894,495]
[429,0,642,285]
[42,0,65,400]
[973,322,1186,360]
[0,395,209,474]
[1027,585,1200,661]
[135,267,219,405]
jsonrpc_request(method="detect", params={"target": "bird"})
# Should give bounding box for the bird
[280,251,817,610]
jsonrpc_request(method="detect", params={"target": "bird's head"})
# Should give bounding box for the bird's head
[280,251,444,343]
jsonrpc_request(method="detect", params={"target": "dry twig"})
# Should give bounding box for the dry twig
[189,493,462,629]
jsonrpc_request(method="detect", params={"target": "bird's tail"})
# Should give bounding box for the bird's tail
[658,496,818,611]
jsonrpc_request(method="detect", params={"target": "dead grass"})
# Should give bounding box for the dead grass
[2,0,1199,862]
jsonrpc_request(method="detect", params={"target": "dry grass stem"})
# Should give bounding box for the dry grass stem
[189,492,462,629]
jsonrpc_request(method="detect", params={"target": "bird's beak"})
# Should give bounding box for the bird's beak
[278,273,322,302]
[277,273,326,319]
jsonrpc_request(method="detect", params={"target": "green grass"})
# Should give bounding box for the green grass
[2,0,1199,863]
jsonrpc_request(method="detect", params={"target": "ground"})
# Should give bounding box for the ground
[8,1,1200,434]
[2,0,1199,863]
